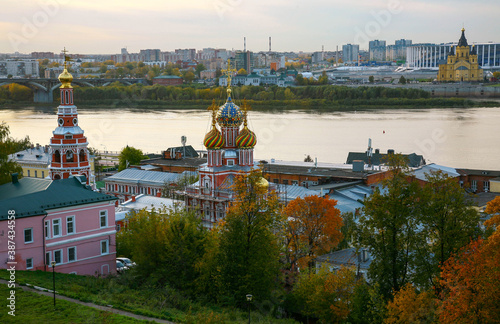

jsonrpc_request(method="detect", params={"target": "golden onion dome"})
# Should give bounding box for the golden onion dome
[257,177,269,189]
[204,126,224,149]
[58,67,73,88]
[235,126,257,148]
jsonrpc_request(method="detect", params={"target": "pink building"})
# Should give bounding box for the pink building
[0,174,117,276]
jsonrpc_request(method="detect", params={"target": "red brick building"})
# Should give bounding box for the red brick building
[152,75,183,85]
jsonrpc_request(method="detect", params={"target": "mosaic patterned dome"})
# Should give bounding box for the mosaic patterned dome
[204,127,224,149]
[216,97,243,128]
[235,126,257,148]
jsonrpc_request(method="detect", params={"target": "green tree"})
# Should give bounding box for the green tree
[0,122,31,185]
[318,71,328,85]
[118,145,147,171]
[413,171,480,290]
[399,75,407,85]
[195,63,206,77]
[369,75,375,83]
[358,154,421,299]
[214,169,283,305]
[117,207,206,293]
[182,70,195,84]
[290,267,358,323]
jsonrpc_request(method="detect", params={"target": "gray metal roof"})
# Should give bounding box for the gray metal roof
[105,169,196,186]
[9,147,51,165]
[316,247,372,270]
[412,163,459,181]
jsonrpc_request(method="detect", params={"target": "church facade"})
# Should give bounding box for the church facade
[48,55,91,184]
[437,28,483,82]
[184,66,261,227]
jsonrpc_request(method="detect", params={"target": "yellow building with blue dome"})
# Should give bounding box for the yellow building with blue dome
[437,28,483,82]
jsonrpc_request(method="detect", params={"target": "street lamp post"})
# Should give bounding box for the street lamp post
[246,294,253,324]
[51,261,56,308]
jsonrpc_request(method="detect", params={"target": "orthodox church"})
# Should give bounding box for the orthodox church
[437,28,483,82]
[184,65,263,226]
[49,51,91,184]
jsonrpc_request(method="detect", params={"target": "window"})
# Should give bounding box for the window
[52,219,61,237]
[35,170,38,178]
[66,216,75,234]
[273,179,279,184]
[27,170,30,177]
[42,171,44,178]
[24,228,33,244]
[283,180,289,185]
[68,247,76,262]
[44,220,50,239]
[45,252,51,266]
[66,150,74,162]
[100,240,109,255]
[54,250,62,264]
[227,160,234,166]
[484,181,490,192]
[471,180,477,192]
[292,180,299,186]
[100,210,107,227]
[26,258,33,269]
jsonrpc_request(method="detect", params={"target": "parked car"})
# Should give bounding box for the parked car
[116,257,136,268]
[116,260,128,274]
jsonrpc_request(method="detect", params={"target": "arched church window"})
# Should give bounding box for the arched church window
[54,174,61,180]
[66,150,74,162]
[79,149,86,162]
[54,150,61,163]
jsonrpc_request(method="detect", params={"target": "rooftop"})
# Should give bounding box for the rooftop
[105,169,196,185]
[0,176,116,220]
[9,146,51,165]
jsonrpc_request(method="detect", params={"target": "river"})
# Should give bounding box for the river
[1,105,500,170]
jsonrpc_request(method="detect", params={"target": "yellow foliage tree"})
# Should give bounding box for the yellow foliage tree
[484,196,500,229]
[385,283,439,324]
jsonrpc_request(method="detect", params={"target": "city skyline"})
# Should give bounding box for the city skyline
[2,0,499,54]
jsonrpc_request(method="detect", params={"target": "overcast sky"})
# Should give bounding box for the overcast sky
[2,0,499,54]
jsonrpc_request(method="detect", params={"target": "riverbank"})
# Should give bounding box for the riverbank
[2,97,499,111]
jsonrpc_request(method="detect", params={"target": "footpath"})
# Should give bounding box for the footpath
[0,279,174,323]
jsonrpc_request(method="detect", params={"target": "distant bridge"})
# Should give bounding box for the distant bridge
[0,78,148,103]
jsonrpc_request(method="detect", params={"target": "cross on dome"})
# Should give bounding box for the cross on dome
[221,59,237,96]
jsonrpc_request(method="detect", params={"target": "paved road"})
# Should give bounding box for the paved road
[0,279,175,323]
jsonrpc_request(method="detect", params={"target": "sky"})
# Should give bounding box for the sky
[1,0,499,54]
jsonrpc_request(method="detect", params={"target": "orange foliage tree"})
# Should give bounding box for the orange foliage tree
[385,283,439,324]
[438,227,500,323]
[484,196,500,229]
[284,195,343,272]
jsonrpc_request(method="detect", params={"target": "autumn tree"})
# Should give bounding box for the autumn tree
[214,169,283,305]
[413,171,480,290]
[118,145,147,171]
[117,207,207,293]
[358,154,421,299]
[0,122,31,185]
[284,195,343,272]
[385,283,439,324]
[484,195,500,229]
[237,68,247,75]
[438,227,500,323]
[290,267,358,324]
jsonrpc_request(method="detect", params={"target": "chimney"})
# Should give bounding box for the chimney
[156,191,161,197]
[36,143,40,150]
[131,196,136,202]
[12,173,19,184]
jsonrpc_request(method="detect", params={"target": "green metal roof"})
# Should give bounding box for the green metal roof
[154,75,182,79]
[0,177,116,220]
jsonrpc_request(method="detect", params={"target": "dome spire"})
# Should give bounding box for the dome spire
[221,59,237,98]
[58,47,73,88]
